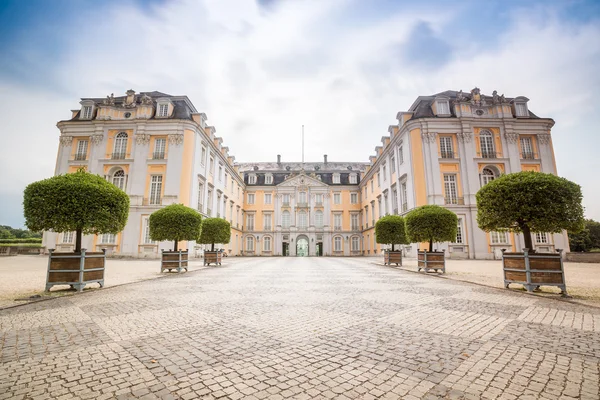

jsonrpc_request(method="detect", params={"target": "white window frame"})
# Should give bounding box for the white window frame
[436,100,450,115]
[315,211,324,228]
[157,103,169,118]
[101,233,116,244]
[298,211,308,229]
[401,182,408,212]
[246,236,254,251]
[479,130,495,158]
[334,193,341,205]
[197,181,204,211]
[299,192,307,204]
[282,211,291,229]
[247,193,255,204]
[264,193,272,204]
[263,236,271,252]
[440,136,453,158]
[75,140,88,160]
[520,137,534,159]
[263,214,272,230]
[535,232,549,244]
[351,236,359,251]
[334,214,342,230]
[265,174,273,184]
[444,174,458,204]
[349,173,357,184]
[62,231,74,244]
[455,218,464,244]
[248,174,256,184]
[491,231,509,244]
[350,193,358,204]
[333,173,340,184]
[515,102,528,117]
[112,169,126,191]
[149,175,162,205]
[398,145,404,164]
[201,147,207,166]
[113,132,128,158]
[153,138,166,159]
[142,216,154,244]
[246,214,255,231]
[80,104,94,120]
[283,194,290,205]
[334,236,342,252]
[390,157,396,173]
[351,214,359,230]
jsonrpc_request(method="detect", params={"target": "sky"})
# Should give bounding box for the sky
[1,0,599,228]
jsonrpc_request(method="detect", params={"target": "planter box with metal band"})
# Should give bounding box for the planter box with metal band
[417,250,445,273]
[203,251,222,266]
[46,249,105,292]
[502,249,567,296]
[384,251,402,266]
[161,250,188,273]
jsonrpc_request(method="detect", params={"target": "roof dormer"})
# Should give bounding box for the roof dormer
[433,95,451,117]
[155,97,173,118]
[79,100,95,120]
[512,96,530,118]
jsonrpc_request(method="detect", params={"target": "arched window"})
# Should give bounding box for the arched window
[481,167,496,186]
[112,169,126,190]
[298,211,307,229]
[282,211,290,229]
[113,132,128,159]
[246,236,254,251]
[315,211,323,228]
[479,130,495,158]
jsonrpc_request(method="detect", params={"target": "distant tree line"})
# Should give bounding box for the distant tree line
[0,225,42,239]
[569,219,600,252]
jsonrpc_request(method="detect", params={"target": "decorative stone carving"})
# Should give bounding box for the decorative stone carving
[504,132,519,143]
[59,136,73,146]
[492,90,500,104]
[537,133,552,145]
[457,132,473,143]
[499,94,507,103]
[168,134,184,145]
[103,93,115,106]
[123,89,137,109]
[421,132,437,143]
[91,134,103,145]
[140,94,153,105]
[456,90,465,102]
[135,134,151,145]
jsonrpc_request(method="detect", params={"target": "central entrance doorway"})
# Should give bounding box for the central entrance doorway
[296,237,309,257]
[316,242,323,256]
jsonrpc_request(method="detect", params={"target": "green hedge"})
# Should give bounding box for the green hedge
[0,238,43,244]
[0,243,43,247]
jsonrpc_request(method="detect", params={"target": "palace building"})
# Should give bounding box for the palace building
[43,88,569,259]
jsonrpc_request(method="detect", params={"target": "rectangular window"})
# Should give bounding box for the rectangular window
[391,157,395,173]
[142,216,154,244]
[197,182,204,211]
[491,231,508,244]
[334,236,342,252]
[382,165,387,181]
[216,194,221,217]
[247,214,255,230]
[444,175,458,204]
[399,146,404,164]
[207,189,213,216]
[535,232,549,244]
[224,172,228,188]
[315,211,323,228]
[334,193,341,204]
[248,174,256,184]
[62,231,74,243]
[392,188,398,213]
[264,193,272,204]
[283,194,290,205]
[516,103,528,117]
[75,140,88,160]
[209,157,214,175]
[350,193,358,204]
[263,236,271,251]
[520,137,534,159]
[201,147,206,165]
[218,165,223,181]
[437,101,450,115]
[351,236,359,251]
[401,182,408,212]
[298,211,307,229]
[351,214,359,230]
[82,105,92,119]
[378,198,382,218]
[299,192,307,204]
[349,174,357,184]
[316,194,323,205]
[246,236,254,251]
[152,138,166,159]
[101,233,116,244]
[247,193,255,204]
[440,136,454,158]
[158,103,169,117]
[334,214,342,230]
[149,175,162,205]
[377,172,381,187]
[455,218,463,244]
[333,174,340,184]
[265,175,273,184]
[371,180,374,193]
[263,214,272,230]
[282,211,291,228]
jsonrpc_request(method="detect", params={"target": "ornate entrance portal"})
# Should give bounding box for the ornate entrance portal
[296,237,309,257]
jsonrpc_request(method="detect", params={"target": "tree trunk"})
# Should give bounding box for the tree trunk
[391,243,395,251]
[211,242,215,251]
[429,238,433,252]
[75,228,82,253]
[173,240,178,251]
[521,225,534,253]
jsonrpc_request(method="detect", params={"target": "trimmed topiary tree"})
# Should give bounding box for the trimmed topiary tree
[23,170,130,252]
[198,218,231,251]
[375,215,408,251]
[406,205,458,252]
[149,204,202,251]
[476,171,584,251]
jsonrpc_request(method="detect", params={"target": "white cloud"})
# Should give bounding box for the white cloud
[1,0,599,226]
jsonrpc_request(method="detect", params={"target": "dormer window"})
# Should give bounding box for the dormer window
[155,98,172,118]
[248,174,257,184]
[265,174,273,184]
[434,96,451,116]
[333,173,340,184]
[349,173,357,184]
[513,96,530,118]
[79,101,95,120]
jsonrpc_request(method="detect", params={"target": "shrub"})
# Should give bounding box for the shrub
[198,218,231,251]
[23,170,130,252]
[476,171,584,251]
[375,215,408,251]
[0,238,42,244]
[149,204,202,251]
[405,205,458,252]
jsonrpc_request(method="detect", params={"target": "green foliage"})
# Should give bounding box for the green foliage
[149,204,202,250]
[0,225,42,239]
[0,243,42,248]
[0,238,42,244]
[23,171,130,244]
[198,218,231,249]
[405,205,458,251]
[476,172,584,234]
[375,215,408,249]
[568,219,600,252]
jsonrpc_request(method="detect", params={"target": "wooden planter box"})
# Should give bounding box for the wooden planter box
[417,250,445,273]
[46,249,105,292]
[502,249,567,295]
[384,251,402,266]
[161,250,188,273]
[204,251,222,266]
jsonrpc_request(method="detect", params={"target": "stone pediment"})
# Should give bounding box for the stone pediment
[278,173,328,187]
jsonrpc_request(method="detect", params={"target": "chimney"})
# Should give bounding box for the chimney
[277,154,281,164]
[324,154,328,164]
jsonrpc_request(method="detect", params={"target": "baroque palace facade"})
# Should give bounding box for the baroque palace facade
[43,88,569,259]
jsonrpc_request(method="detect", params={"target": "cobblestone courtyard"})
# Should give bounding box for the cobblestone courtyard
[1,257,599,399]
